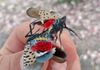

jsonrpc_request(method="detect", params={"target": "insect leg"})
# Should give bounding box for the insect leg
[25,22,35,37]
[25,20,43,37]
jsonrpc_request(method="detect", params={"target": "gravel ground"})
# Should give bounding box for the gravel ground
[0,0,100,70]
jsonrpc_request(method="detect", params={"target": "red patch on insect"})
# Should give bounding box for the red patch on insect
[31,41,55,52]
[43,19,55,28]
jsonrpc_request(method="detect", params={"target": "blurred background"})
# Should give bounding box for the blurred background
[0,0,100,70]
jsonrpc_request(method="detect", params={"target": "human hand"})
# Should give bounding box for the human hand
[0,22,81,70]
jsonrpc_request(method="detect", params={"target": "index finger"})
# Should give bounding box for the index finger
[0,22,44,54]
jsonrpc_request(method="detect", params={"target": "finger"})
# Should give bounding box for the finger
[59,29,79,69]
[0,51,23,70]
[46,29,80,70]
[47,60,67,70]
[41,61,49,70]
[60,29,78,61]
[0,22,44,54]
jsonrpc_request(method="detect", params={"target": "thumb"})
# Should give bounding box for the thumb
[0,51,23,70]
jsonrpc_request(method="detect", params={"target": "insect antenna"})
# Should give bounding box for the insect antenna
[64,26,81,40]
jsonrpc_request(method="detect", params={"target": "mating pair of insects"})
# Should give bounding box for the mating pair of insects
[22,7,79,67]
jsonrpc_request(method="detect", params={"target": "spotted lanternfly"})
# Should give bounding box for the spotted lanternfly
[22,7,80,69]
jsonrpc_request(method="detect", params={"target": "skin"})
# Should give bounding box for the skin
[0,22,81,70]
